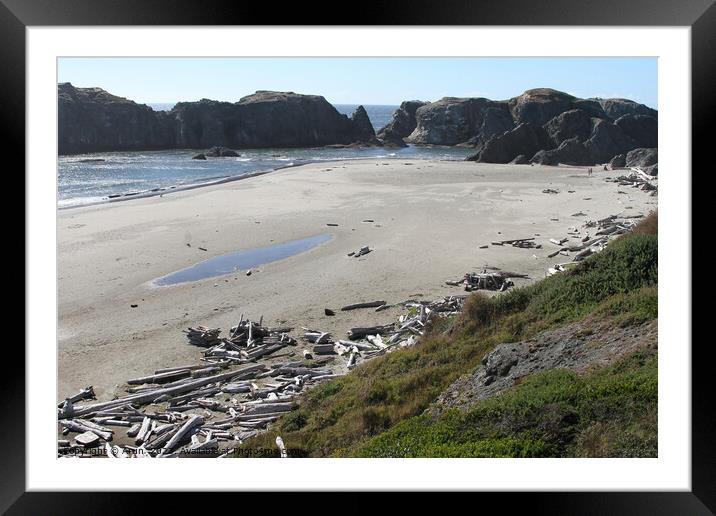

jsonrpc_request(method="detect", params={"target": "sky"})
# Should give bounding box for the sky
[58,57,658,108]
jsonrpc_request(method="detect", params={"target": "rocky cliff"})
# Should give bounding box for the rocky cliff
[58,84,379,154]
[58,83,175,154]
[382,87,657,167]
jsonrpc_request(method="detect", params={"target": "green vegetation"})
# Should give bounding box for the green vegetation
[235,214,658,457]
[355,350,657,457]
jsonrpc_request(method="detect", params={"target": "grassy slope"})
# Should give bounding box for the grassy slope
[237,213,658,458]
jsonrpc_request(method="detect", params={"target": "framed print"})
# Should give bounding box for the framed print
[8,0,713,512]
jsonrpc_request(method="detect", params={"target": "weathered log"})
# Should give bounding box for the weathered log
[313,344,336,355]
[60,420,113,441]
[347,324,394,340]
[160,415,204,456]
[127,369,192,385]
[135,417,153,445]
[58,386,96,407]
[341,301,386,311]
[243,402,293,415]
[62,364,266,419]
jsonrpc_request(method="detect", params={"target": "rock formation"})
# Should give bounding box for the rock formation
[625,148,658,175]
[377,100,427,139]
[58,82,175,154]
[58,84,378,154]
[59,82,657,169]
[468,123,553,163]
[204,146,240,157]
[596,98,658,120]
[614,114,658,148]
[406,97,510,145]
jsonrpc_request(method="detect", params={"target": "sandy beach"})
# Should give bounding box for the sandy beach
[57,159,657,399]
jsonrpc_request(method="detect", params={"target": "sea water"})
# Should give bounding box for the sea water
[58,104,474,208]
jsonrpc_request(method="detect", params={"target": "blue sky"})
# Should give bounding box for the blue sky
[58,57,657,108]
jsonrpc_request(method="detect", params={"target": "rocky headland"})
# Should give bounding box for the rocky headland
[59,84,657,170]
[58,84,382,154]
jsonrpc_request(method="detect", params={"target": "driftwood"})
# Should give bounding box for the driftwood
[347,324,394,340]
[58,386,95,407]
[160,415,204,456]
[61,364,266,419]
[275,436,288,458]
[341,301,386,311]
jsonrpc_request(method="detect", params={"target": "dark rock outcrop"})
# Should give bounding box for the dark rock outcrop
[626,147,658,168]
[407,97,511,145]
[508,88,577,127]
[58,82,175,154]
[460,107,515,150]
[377,100,427,139]
[59,85,377,154]
[614,114,658,148]
[543,109,593,145]
[171,91,373,149]
[596,98,658,120]
[571,98,608,119]
[583,118,639,163]
[609,154,627,169]
[350,105,379,144]
[204,146,240,157]
[625,148,658,175]
[192,153,206,160]
[530,137,592,166]
[468,123,554,163]
[378,128,408,147]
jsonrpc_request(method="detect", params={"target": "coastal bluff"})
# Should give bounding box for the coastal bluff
[58,84,379,154]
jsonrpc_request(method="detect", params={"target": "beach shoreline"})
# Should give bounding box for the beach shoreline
[57,158,657,399]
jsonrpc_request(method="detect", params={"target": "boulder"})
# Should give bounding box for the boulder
[625,147,658,172]
[192,153,207,160]
[543,109,593,145]
[377,100,427,139]
[583,118,639,163]
[609,154,627,169]
[508,88,576,126]
[407,97,510,145]
[530,137,592,166]
[596,98,658,120]
[469,123,554,163]
[205,146,240,157]
[614,115,658,148]
[378,128,407,148]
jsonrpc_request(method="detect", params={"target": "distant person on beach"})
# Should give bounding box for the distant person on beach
[588,167,593,176]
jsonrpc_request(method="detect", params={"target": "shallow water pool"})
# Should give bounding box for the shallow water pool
[153,233,332,286]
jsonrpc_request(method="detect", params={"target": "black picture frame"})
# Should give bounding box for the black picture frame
[7,0,711,512]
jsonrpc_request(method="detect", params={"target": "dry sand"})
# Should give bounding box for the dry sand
[57,159,657,399]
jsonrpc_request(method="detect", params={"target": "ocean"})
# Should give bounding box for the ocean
[58,104,473,208]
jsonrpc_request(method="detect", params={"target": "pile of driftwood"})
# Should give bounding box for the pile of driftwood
[446,270,528,292]
[490,237,541,249]
[546,213,641,275]
[305,295,466,370]
[58,296,466,459]
[607,168,658,196]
